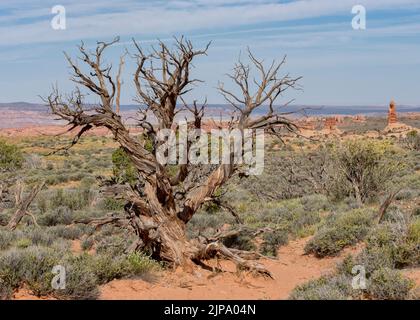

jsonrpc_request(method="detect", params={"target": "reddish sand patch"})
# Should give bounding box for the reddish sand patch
[403,269,420,288]
[99,237,364,300]
[13,286,56,300]
[71,240,83,254]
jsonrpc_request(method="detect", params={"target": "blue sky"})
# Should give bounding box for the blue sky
[1,0,420,106]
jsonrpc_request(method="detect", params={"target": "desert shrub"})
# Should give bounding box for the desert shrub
[355,247,395,276]
[0,139,24,171]
[0,279,13,300]
[401,130,420,151]
[367,268,414,300]
[364,214,420,268]
[125,252,159,275]
[88,254,128,284]
[240,149,331,200]
[95,234,134,256]
[300,194,331,213]
[328,140,402,203]
[24,228,55,246]
[289,274,352,300]
[0,246,63,297]
[15,238,32,249]
[251,201,321,237]
[187,212,233,238]
[82,252,159,286]
[393,218,420,267]
[100,197,125,211]
[36,193,49,214]
[304,208,374,257]
[50,188,93,211]
[22,246,61,296]
[38,206,73,226]
[395,189,418,200]
[81,237,94,251]
[111,148,137,185]
[49,225,83,240]
[222,232,256,252]
[55,255,99,300]
[0,229,15,250]
[24,154,43,170]
[260,230,288,257]
[0,248,27,289]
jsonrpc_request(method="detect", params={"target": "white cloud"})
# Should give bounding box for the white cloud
[1,0,419,46]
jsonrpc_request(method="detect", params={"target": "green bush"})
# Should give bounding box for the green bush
[329,140,402,203]
[38,206,73,226]
[0,229,15,251]
[0,139,24,171]
[0,279,13,300]
[100,197,125,211]
[222,233,256,252]
[401,130,420,151]
[55,255,99,300]
[367,268,414,300]
[304,208,374,257]
[111,148,137,185]
[50,188,93,211]
[289,274,351,300]
[364,216,420,269]
[260,230,288,257]
[49,225,83,240]
[81,237,94,251]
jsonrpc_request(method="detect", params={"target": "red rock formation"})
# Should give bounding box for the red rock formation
[354,115,366,122]
[324,117,337,131]
[388,100,398,125]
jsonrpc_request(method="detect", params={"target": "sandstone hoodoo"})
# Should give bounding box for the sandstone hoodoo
[388,100,398,125]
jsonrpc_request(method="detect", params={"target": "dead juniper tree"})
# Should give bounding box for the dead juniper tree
[45,37,301,276]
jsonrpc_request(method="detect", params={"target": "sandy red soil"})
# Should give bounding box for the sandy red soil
[99,237,364,300]
[12,236,420,300]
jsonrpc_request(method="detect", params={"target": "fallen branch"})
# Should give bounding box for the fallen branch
[377,189,401,224]
[7,181,45,230]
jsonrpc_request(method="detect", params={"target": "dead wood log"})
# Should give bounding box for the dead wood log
[7,181,45,230]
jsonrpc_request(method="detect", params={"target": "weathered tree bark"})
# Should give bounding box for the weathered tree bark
[45,37,301,277]
[377,189,401,224]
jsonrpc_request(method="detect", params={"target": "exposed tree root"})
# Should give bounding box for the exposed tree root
[74,211,273,278]
[194,241,273,278]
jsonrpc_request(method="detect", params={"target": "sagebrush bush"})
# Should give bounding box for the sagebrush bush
[367,268,414,300]
[260,230,288,257]
[55,255,99,300]
[49,225,83,240]
[50,188,93,211]
[0,279,13,300]
[289,274,352,300]
[0,139,24,171]
[304,208,374,257]
[0,229,15,250]
[38,206,73,226]
[188,212,234,238]
[222,233,256,252]
[364,215,420,268]
[329,140,402,204]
